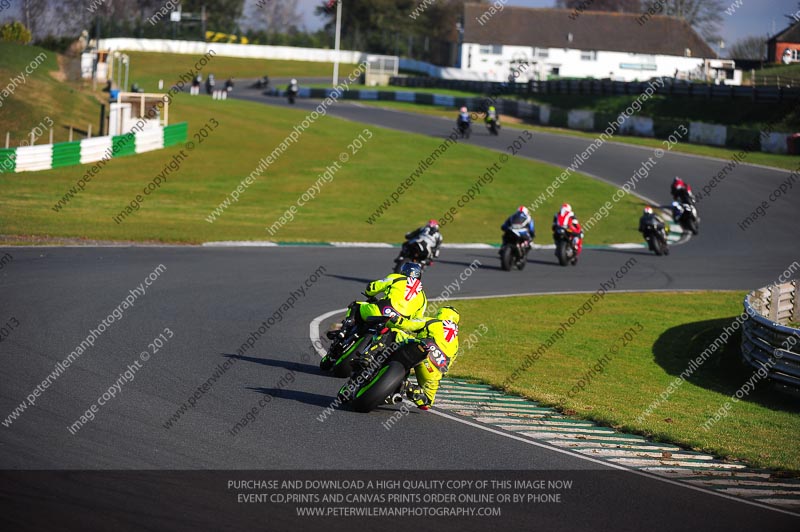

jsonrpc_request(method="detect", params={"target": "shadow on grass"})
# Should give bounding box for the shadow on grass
[652,317,800,414]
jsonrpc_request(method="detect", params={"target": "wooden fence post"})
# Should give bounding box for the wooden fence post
[770,284,781,322]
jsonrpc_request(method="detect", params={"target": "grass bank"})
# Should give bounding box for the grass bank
[450,291,800,473]
[1,92,645,244]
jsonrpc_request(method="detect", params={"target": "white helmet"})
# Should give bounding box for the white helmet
[290,78,297,84]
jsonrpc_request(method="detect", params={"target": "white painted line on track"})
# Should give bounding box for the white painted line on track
[310,307,347,357]
[640,468,770,478]
[608,243,645,249]
[441,243,497,249]
[203,241,279,247]
[427,408,799,517]
[331,242,394,247]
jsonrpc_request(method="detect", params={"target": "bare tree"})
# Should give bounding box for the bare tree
[728,36,767,60]
[643,0,725,40]
[786,1,800,23]
[243,0,302,31]
[556,0,642,12]
[21,0,47,38]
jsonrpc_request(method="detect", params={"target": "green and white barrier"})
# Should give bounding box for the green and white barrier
[0,122,188,173]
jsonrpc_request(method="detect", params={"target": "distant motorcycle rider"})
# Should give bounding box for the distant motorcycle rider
[457,106,471,128]
[671,177,695,205]
[553,203,584,257]
[638,206,664,235]
[405,220,443,262]
[456,107,472,137]
[485,105,500,126]
[394,306,460,410]
[670,201,689,223]
[501,206,535,248]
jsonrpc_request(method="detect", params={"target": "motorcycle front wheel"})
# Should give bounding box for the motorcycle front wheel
[500,246,513,271]
[556,240,568,266]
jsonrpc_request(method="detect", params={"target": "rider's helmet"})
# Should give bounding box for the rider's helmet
[460,106,467,113]
[400,262,423,280]
[673,176,685,188]
[643,206,653,215]
[426,219,439,232]
[488,105,496,112]
[437,306,460,325]
[561,203,572,212]
[290,78,297,85]
[518,205,529,217]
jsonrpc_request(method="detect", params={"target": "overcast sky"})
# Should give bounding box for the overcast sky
[297,0,800,48]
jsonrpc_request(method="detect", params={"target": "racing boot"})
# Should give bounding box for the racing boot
[403,381,432,410]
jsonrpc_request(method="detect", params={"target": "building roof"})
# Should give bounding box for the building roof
[463,6,717,58]
[768,20,800,43]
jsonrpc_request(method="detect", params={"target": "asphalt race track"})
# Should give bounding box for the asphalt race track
[1,89,798,531]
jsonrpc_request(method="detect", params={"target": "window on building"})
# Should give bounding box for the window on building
[479,45,503,55]
[534,47,549,59]
[580,50,597,61]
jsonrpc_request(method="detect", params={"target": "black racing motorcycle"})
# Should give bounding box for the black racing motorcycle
[553,226,578,266]
[485,117,500,136]
[337,333,429,413]
[642,221,669,256]
[287,83,298,104]
[393,238,432,274]
[457,119,471,139]
[321,310,392,378]
[500,227,532,271]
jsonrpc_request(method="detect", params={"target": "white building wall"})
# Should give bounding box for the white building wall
[99,38,366,64]
[460,42,707,82]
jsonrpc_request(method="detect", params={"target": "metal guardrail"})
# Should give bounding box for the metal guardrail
[389,76,800,103]
[742,282,800,388]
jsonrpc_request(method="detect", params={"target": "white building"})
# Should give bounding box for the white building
[459,6,717,82]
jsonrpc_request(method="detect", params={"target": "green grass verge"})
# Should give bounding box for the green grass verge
[357,100,800,171]
[450,291,800,473]
[746,63,800,83]
[0,43,104,144]
[0,93,645,245]
[125,51,345,93]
